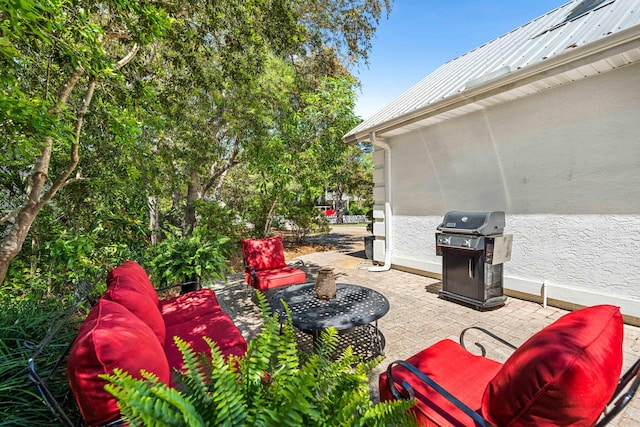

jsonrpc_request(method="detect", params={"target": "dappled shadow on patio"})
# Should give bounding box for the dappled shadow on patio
[306,225,370,254]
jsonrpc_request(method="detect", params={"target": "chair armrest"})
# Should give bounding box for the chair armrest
[459,326,517,357]
[245,265,257,284]
[385,360,494,427]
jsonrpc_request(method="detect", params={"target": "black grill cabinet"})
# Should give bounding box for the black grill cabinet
[435,211,512,309]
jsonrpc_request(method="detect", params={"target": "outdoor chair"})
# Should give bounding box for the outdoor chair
[380,305,640,427]
[26,269,227,427]
[241,236,306,291]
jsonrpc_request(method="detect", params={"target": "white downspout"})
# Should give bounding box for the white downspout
[368,132,392,272]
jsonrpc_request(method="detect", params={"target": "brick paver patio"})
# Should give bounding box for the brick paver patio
[212,226,640,426]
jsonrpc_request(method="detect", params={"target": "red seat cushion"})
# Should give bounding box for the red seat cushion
[248,266,307,290]
[160,288,223,327]
[241,237,287,271]
[164,310,248,374]
[103,261,165,343]
[482,305,624,427]
[380,339,503,427]
[67,299,170,427]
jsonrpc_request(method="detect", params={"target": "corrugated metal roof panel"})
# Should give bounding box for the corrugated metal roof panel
[345,0,640,142]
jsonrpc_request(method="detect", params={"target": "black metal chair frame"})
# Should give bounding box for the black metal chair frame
[386,326,640,427]
[25,279,196,426]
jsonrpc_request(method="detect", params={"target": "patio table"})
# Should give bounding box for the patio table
[268,282,389,358]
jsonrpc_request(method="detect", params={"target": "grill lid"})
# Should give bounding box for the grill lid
[437,211,505,235]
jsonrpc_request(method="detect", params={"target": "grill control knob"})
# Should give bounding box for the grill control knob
[438,236,450,245]
[463,239,471,247]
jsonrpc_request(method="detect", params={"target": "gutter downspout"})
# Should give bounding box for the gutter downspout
[368,132,392,272]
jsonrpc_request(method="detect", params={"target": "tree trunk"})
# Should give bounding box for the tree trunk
[263,197,278,237]
[148,195,160,245]
[335,182,344,224]
[0,66,85,286]
[0,45,139,287]
[184,171,200,236]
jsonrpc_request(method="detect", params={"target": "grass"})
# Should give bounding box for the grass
[0,298,85,426]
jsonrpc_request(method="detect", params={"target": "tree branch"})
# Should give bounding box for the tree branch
[115,43,139,69]
[202,137,241,196]
[0,206,22,225]
[54,66,85,113]
[36,44,139,210]
[36,76,97,210]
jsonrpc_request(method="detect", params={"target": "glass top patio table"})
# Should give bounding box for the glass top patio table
[268,282,389,331]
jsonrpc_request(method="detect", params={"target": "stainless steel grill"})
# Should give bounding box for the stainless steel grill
[436,211,512,309]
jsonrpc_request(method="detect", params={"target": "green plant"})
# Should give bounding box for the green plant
[104,293,416,426]
[281,203,330,242]
[148,225,230,286]
[0,298,83,426]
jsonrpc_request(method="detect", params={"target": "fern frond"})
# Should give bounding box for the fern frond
[168,336,222,423]
[172,336,210,393]
[359,398,418,427]
[104,368,207,426]
[203,336,248,426]
[315,327,340,358]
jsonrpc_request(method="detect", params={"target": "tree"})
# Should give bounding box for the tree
[0,0,392,287]
[140,0,392,237]
[290,76,366,224]
[0,0,173,285]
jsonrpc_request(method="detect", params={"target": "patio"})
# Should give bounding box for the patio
[212,225,640,426]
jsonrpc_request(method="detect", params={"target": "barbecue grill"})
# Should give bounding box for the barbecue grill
[435,211,512,309]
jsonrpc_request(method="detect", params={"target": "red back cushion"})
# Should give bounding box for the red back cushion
[104,261,165,343]
[482,305,623,427]
[241,237,287,271]
[107,261,158,305]
[67,299,170,427]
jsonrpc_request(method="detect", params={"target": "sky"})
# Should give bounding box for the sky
[353,0,571,120]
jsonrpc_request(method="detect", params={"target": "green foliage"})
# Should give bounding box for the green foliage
[1,0,383,289]
[193,200,248,245]
[105,292,416,426]
[278,203,330,242]
[0,298,84,426]
[148,225,230,285]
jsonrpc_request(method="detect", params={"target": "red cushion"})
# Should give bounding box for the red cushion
[482,305,624,427]
[248,266,307,291]
[241,237,287,271]
[107,260,159,305]
[104,261,165,343]
[67,299,170,427]
[164,310,248,374]
[159,288,223,327]
[380,339,503,427]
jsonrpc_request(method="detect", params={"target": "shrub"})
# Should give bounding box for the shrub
[0,298,84,426]
[147,225,230,286]
[105,293,416,426]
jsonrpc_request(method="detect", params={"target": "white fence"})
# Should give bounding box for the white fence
[326,215,368,224]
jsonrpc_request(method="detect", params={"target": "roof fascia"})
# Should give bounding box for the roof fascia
[343,24,640,144]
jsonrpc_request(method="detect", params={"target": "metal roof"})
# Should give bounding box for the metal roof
[344,0,640,143]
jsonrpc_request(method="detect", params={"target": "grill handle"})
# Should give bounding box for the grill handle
[469,258,475,278]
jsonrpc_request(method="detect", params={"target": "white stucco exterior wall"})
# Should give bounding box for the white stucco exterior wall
[372,62,640,318]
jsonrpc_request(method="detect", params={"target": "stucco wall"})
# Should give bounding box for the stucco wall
[374,62,640,317]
